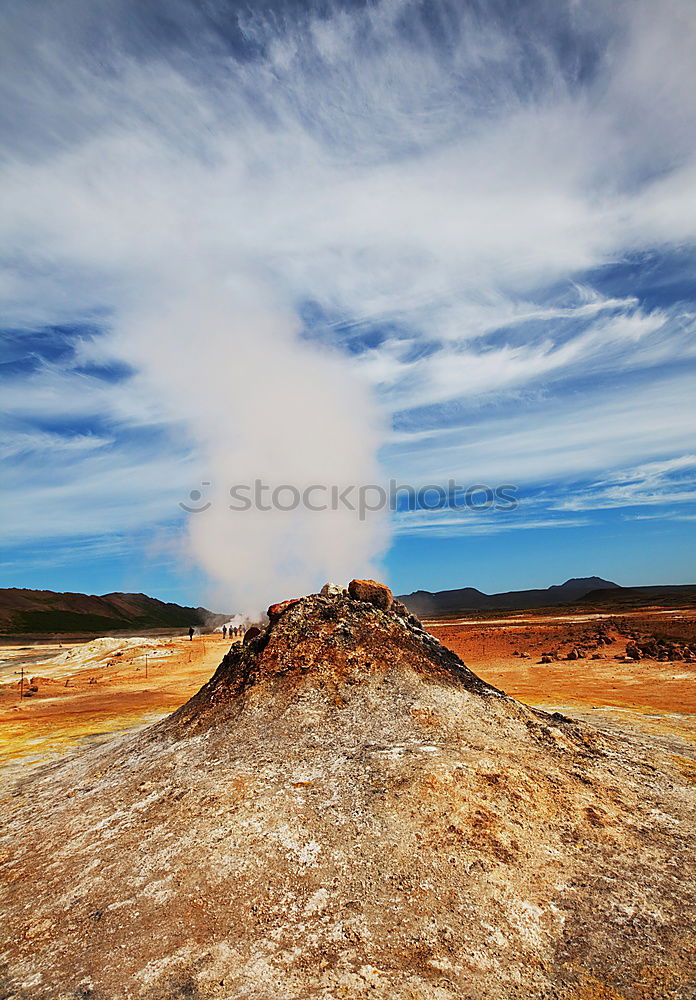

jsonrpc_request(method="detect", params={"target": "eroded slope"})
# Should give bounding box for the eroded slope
[0,592,694,999]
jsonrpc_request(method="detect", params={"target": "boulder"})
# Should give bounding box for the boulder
[348,578,393,611]
[267,599,300,623]
[243,626,263,645]
[320,582,342,597]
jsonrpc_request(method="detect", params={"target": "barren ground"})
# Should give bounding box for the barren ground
[427,606,696,753]
[0,594,693,999]
[0,634,235,780]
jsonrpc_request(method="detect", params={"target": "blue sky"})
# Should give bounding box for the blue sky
[1,0,695,611]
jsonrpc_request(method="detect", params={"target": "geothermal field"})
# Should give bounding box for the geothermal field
[1,602,694,777]
[0,582,694,998]
[3,0,696,997]
[0,632,234,778]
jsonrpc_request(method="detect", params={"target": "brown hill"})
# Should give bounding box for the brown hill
[0,587,228,635]
[0,588,693,999]
[399,576,620,616]
[576,583,696,609]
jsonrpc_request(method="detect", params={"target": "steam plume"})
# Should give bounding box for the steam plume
[119,284,388,612]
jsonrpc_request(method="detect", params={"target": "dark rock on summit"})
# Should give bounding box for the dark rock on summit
[348,577,393,610]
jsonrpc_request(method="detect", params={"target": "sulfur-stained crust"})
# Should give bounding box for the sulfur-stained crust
[0,592,694,999]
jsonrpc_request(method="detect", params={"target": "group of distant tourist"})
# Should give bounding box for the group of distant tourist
[187,624,245,641]
[221,624,244,640]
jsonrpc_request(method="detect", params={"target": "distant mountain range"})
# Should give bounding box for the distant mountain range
[0,588,228,635]
[399,577,696,616]
[575,583,696,609]
[3,578,695,635]
[398,576,619,616]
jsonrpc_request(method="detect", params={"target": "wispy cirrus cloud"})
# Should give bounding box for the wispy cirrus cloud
[554,456,696,513]
[1,0,695,597]
[393,509,591,538]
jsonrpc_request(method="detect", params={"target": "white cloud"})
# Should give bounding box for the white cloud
[554,455,696,512]
[356,303,694,413]
[0,447,199,542]
[0,430,114,462]
[1,0,696,601]
[386,374,696,487]
[393,509,590,538]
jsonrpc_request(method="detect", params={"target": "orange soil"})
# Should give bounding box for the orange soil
[429,606,696,744]
[0,634,234,771]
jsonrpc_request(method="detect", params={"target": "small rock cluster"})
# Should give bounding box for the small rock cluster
[265,578,410,624]
[244,579,412,646]
[623,636,696,663]
[533,626,618,664]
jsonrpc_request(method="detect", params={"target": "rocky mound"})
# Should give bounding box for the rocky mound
[0,586,694,999]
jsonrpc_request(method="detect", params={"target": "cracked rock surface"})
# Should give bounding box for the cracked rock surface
[0,592,694,999]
